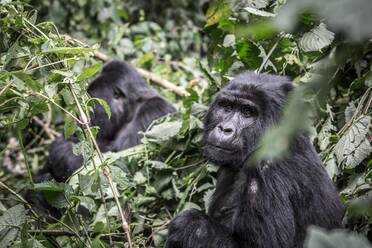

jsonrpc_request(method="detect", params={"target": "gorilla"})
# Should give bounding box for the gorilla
[165,72,344,248]
[43,60,176,182]
[26,61,176,217]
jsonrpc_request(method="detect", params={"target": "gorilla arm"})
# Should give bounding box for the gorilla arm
[165,208,239,248]
[45,136,83,182]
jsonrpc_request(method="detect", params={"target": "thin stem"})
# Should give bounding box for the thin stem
[68,82,132,247]
[0,81,13,96]
[257,39,280,73]
[34,92,82,124]
[0,181,38,218]
[24,57,76,72]
[23,17,50,40]
[16,130,33,184]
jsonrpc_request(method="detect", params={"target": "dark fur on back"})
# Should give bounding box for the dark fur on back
[166,72,344,248]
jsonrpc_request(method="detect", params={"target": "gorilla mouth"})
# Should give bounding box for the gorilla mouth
[205,143,237,154]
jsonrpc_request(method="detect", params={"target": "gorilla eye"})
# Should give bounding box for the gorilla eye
[219,101,233,112]
[241,105,255,117]
[113,89,125,99]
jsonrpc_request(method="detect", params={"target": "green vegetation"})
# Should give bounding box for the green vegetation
[0,0,371,247]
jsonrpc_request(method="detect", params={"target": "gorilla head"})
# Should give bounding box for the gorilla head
[203,72,293,167]
[87,61,168,150]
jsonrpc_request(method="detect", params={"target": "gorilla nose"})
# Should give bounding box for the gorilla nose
[217,124,234,135]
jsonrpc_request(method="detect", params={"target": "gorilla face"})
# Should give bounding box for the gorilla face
[203,72,292,168]
[203,94,260,167]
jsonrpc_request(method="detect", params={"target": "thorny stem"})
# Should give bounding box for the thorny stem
[68,81,132,247]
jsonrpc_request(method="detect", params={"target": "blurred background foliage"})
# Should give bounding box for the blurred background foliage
[0,0,371,247]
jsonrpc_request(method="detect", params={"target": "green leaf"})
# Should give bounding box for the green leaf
[299,23,335,52]
[77,63,103,81]
[64,115,76,139]
[12,238,46,248]
[335,115,372,169]
[13,72,41,91]
[42,47,95,55]
[304,227,372,248]
[236,40,261,68]
[317,117,336,151]
[0,205,27,247]
[75,196,96,213]
[92,98,111,119]
[145,120,182,144]
[133,171,147,185]
[205,0,231,27]
[33,181,65,192]
[52,70,74,77]
[44,83,58,98]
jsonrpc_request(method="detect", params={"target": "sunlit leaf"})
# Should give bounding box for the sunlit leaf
[0,205,27,247]
[205,0,231,27]
[243,6,275,17]
[335,115,372,169]
[299,23,334,52]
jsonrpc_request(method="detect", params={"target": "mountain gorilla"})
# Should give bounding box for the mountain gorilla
[36,60,176,183]
[165,72,344,248]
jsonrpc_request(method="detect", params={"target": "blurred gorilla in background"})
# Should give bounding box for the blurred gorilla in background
[27,61,175,216]
[166,72,344,248]
[44,60,176,182]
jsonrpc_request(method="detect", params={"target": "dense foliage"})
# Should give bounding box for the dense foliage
[0,0,371,247]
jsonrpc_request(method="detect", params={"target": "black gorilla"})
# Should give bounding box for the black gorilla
[44,61,175,182]
[26,61,175,217]
[165,72,344,248]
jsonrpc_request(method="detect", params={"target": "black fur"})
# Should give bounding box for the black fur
[45,60,176,182]
[165,72,344,248]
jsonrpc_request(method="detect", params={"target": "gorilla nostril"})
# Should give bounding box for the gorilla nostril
[224,127,233,133]
[217,125,224,132]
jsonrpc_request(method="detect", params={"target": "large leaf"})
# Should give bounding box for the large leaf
[335,115,372,169]
[145,120,182,144]
[276,0,372,42]
[299,23,334,52]
[304,227,372,248]
[0,205,28,247]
